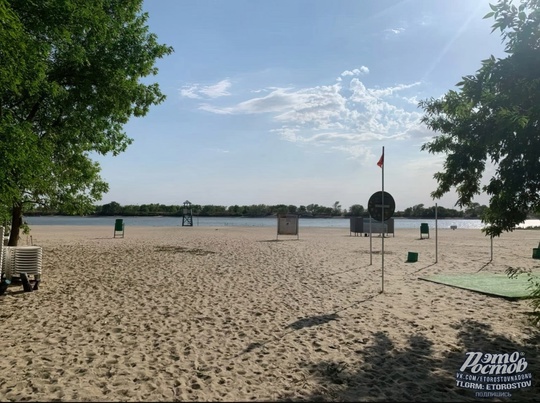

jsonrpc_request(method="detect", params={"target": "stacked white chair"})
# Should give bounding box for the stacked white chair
[13,246,42,279]
[1,244,42,282]
[3,246,15,280]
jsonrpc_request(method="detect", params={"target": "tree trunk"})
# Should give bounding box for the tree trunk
[8,204,22,246]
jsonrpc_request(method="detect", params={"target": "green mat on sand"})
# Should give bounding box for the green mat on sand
[418,273,540,299]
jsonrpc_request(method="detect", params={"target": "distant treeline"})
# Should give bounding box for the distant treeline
[24,201,535,219]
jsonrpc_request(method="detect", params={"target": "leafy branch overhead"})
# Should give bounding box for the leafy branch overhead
[0,0,173,245]
[419,0,540,237]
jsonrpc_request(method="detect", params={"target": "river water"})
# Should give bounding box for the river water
[22,216,540,230]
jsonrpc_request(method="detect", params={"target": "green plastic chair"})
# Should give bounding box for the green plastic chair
[114,219,125,238]
[420,223,429,239]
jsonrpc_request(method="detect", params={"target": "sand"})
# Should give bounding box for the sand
[0,225,539,402]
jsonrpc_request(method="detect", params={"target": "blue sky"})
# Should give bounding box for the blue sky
[94,0,507,212]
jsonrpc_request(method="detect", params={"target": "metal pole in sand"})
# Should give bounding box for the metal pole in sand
[369,217,373,265]
[435,203,438,263]
[490,235,493,261]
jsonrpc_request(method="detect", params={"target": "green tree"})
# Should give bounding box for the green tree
[244,204,268,217]
[306,204,319,215]
[420,0,540,325]
[287,205,298,214]
[273,204,288,215]
[419,0,540,237]
[332,201,342,216]
[412,204,425,217]
[347,204,365,217]
[0,0,173,245]
[227,205,242,216]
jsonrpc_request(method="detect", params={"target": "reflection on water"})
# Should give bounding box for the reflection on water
[516,219,540,228]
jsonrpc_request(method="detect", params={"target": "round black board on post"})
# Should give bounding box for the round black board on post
[368,191,396,221]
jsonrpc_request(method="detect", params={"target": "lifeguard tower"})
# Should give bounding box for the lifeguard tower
[182,200,193,227]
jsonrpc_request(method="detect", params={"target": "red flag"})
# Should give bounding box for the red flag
[377,152,384,168]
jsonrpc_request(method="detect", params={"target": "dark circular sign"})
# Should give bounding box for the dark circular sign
[368,191,395,221]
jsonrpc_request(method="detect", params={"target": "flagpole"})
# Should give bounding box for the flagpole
[381,146,385,293]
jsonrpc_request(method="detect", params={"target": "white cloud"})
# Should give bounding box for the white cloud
[271,127,301,142]
[405,123,434,140]
[347,79,423,137]
[403,95,419,105]
[369,82,421,98]
[234,87,298,113]
[179,86,201,99]
[198,103,233,114]
[200,79,232,98]
[181,69,425,163]
[341,66,370,77]
[179,79,232,99]
[385,27,405,35]
[274,84,349,129]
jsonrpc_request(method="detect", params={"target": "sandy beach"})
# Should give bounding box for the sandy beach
[0,225,539,402]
